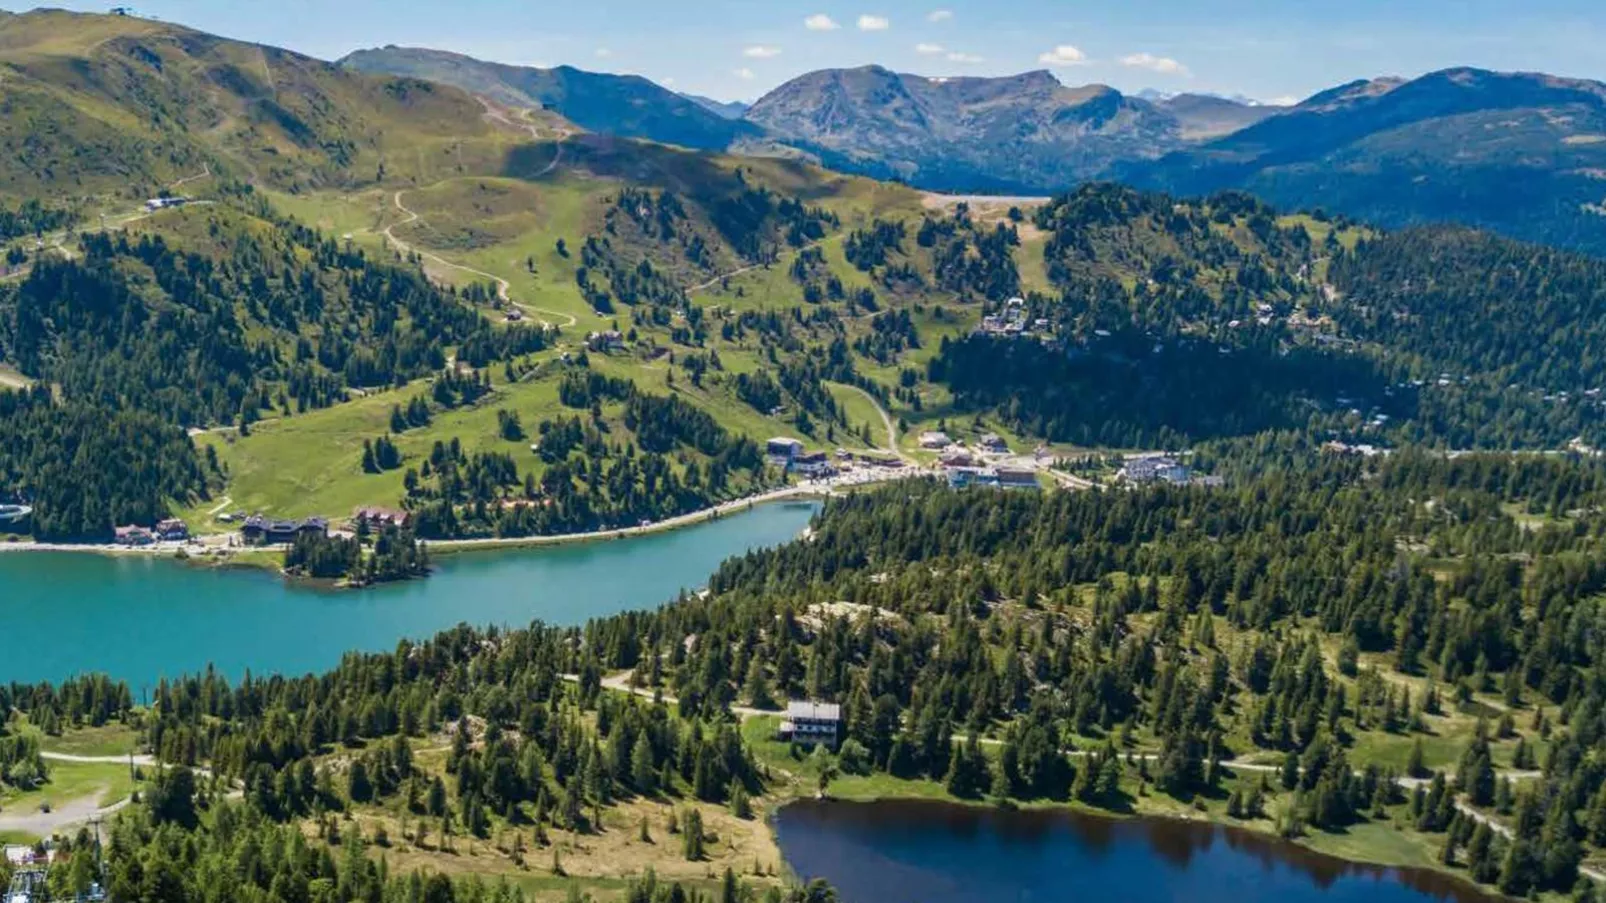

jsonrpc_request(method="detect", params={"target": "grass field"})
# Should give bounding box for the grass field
[36,723,142,758]
[0,759,144,818]
[182,350,851,525]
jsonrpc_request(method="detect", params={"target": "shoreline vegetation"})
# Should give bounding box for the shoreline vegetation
[0,482,851,586]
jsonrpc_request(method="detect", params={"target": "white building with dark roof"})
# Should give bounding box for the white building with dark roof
[779,700,842,748]
[1121,455,1190,485]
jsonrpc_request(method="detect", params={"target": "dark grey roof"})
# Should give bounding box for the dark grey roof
[787,700,841,721]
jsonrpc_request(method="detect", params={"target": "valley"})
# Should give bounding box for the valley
[4,7,1606,903]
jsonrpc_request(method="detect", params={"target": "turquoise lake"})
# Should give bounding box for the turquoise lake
[0,501,819,688]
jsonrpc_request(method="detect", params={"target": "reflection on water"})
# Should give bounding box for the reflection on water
[776,799,1507,903]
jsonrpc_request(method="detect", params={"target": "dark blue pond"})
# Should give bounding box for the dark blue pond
[775,799,1504,903]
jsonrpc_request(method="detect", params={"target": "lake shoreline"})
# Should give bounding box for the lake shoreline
[0,483,841,565]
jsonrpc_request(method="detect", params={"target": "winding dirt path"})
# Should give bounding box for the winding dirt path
[842,383,905,460]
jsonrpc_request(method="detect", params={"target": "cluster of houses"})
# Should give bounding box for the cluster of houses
[978,297,1051,339]
[766,437,835,478]
[240,514,329,546]
[112,518,189,546]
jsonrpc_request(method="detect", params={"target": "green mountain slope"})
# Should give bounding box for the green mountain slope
[0,9,501,202]
[1124,68,1606,254]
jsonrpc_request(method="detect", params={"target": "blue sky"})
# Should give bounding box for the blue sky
[8,0,1605,103]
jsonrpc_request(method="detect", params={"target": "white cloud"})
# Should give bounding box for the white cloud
[927,9,953,22]
[1267,95,1300,107]
[804,13,840,30]
[734,67,756,80]
[661,77,677,87]
[915,42,945,55]
[857,14,890,31]
[743,45,782,59]
[594,47,613,59]
[1119,52,1190,77]
[1038,44,1088,67]
[947,51,983,64]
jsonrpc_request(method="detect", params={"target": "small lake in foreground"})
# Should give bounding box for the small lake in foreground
[775,799,1506,903]
[0,501,819,688]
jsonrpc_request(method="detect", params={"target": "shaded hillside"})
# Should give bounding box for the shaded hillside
[929,184,1606,448]
[0,10,499,202]
[1124,68,1606,254]
[340,46,762,152]
[744,66,1190,193]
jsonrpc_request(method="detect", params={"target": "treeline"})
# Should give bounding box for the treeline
[0,225,543,428]
[930,332,1397,448]
[0,386,217,540]
[1329,226,1606,390]
[0,199,75,242]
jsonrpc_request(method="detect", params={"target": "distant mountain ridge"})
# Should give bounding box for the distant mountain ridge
[339,46,763,152]
[741,65,1281,193]
[1122,66,1606,253]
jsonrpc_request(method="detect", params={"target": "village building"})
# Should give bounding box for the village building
[918,430,953,450]
[778,700,842,748]
[766,436,805,460]
[995,467,1041,490]
[113,525,155,546]
[979,433,1009,452]
[793,451,835,478]
[586,330,625,352]
[1121,455,1191,485]
[353,506,410,529]
[766,436,806,469]
[242,515,329,546]
[155,518,189,541]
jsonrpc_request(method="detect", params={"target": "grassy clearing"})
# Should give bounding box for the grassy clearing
[36,723,142,758]
[338,794,783,903]
[0,759,144,814]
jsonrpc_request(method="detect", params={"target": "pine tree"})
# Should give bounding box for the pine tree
[1406,738,1427,779]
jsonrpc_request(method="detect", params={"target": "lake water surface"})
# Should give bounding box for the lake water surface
[775,799,1505,903]
[0,501,818,688]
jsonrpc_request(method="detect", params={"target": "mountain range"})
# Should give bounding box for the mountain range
[340,46,1606,254]
[1122,67,1606,251]
[0,9,1599,256]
